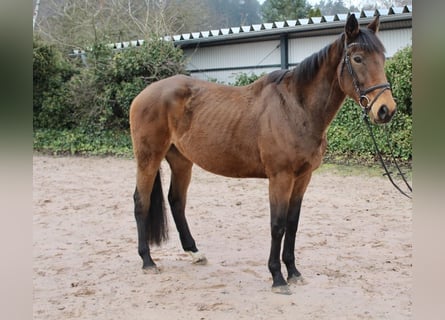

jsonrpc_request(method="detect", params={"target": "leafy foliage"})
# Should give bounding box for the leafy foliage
[205,0,262,28]
[33,37,77,128]
[34,128,133,157]
[330,46,412,163]
[33,35,186,133]
[261,0,311,22]
[100,38,186,129]
[33,34,186,155]
[231,72,265,86]
[315,0,351,15]
[327,46,412,163]
[326,99,412,163]
[384,46,412,115]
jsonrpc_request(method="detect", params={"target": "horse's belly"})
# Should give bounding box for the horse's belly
[173,139,267,178]
[171,109,266,177]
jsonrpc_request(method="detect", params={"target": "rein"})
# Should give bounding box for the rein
[343,42,413,199]
[362,115,413,199]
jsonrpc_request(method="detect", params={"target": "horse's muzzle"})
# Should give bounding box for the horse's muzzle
[377,104,395,123]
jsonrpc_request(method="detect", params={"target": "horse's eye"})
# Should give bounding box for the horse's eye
[353,56,362,63]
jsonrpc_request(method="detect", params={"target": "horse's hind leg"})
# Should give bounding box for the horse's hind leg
[132,137,171,272]
[166,145,207,265]
[133,159,167,272]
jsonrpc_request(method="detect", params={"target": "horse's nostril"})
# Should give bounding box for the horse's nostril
[378,105,389,121]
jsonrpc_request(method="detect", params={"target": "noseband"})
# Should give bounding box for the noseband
[342,42,391,115]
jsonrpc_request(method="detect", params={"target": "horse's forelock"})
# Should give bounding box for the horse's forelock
[354,28,386,54]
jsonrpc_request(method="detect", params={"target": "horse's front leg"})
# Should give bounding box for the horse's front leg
[282,174,312,284]
[282,197,302,282]
[268,173,295,295]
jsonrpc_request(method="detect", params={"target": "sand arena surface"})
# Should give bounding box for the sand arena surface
[33,155,412,319]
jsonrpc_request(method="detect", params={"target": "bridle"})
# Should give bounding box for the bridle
[341,40,412,199]
[342,42,391,115]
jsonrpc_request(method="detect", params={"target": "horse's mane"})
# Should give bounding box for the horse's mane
[259,27,386,88]
[292,28,386,84]
[292,43,334,84]
[266,69,290,84]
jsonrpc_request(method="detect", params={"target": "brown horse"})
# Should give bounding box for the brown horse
[129,14,396,294]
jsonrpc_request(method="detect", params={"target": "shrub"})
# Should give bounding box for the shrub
[327,98,412,163]
[33,36,187,155]
[34,36,186,132]
[98,39,186,130]
[325,46,413,163]
[33,36,77,128]
[231,72,264,86]
[385,46,412,115]
[34,128,132,156]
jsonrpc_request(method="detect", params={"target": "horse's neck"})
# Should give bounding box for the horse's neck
[293,39,346,134]
[321,73,347,129]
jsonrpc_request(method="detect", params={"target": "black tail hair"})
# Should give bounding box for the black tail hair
[147,170,168,245]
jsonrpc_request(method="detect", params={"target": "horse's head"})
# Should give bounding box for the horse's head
[338,14,396,124]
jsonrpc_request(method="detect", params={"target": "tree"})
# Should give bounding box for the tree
[35,0,200,52]
[34,0,264,50]
[204,0,261,29]
[167,0,213,33]
[238,0,262,25]
[308,7,322,17]
[361,0,412,10]
[261,0,312,22]
[315,0,349,15]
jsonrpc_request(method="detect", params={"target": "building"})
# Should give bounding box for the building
[172,6,412,84]
[73,6,412,84]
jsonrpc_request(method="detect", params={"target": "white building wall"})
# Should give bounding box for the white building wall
[184,40,280,70]
[288,35,338,64]
[378,28,412,56]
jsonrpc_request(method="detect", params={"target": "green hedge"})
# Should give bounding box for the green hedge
[326,98,412,164]
[33,37,78,129]
[34,128,132,156]
[326,46,412,164]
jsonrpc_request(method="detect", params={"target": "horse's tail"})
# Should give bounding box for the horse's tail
[147,170,168,245]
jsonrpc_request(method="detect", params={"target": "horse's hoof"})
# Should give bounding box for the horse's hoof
[142,265,160,274]
[187,251,208,265]
[288,275,307,285]
[271,285,292,295]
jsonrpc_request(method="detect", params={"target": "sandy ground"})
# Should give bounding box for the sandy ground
[33,155,412,319]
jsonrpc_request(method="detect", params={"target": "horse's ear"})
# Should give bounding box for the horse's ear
[345,14,359,41]
[367,15,380,34]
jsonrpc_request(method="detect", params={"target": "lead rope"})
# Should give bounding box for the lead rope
[361,112,412,199]
[383,125,413,192]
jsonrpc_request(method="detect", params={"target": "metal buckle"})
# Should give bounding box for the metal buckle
[359,95,370,109]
